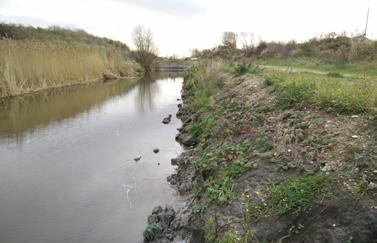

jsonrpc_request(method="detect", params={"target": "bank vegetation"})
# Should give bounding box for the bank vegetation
[161,59,377,242]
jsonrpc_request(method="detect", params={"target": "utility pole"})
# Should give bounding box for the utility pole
[364,7,370,37]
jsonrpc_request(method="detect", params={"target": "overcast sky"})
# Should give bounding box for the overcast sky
[0,0,376,56]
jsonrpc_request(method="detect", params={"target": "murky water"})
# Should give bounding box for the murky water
[0,73,183,243]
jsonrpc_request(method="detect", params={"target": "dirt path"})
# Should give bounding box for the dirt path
[259,64,362,78]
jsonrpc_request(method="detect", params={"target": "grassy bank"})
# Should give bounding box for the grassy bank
[0,23,129,49]
[259,67,377,114]
[171,60,377,242]
[255,57,377,78]
[0,24,142,98]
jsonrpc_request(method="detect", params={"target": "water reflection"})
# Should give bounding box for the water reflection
[136,72,183,113]
[0,71,182,141]
[136,74,159,113]
[0,79,137,141]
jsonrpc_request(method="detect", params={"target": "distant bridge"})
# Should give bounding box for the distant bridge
[156,60,197,71]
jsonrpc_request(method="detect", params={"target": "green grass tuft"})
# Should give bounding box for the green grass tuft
[268,173,327,215]
[275,81,316,109]
[233,63,260,76]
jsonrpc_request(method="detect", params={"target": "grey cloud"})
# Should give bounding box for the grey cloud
[115,0,203,16]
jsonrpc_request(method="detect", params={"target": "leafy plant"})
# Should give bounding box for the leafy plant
[143,224,158,241]
[203,176,235,204]
[193,203,208,214]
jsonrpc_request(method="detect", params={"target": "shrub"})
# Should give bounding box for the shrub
[349,41,377,61]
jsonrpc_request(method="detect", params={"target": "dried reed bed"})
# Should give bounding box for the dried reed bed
[0,39,140,98]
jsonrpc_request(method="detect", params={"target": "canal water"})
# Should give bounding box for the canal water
[0,73,183,243]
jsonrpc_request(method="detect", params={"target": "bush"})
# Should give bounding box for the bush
[260,41,297,58]
[349,41,377,61]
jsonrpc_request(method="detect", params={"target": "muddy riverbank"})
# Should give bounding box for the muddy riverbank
[144,62,377,242]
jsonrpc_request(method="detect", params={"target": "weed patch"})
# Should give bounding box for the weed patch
[275,81,316,109]
[233,63,260,76]
[202,176,235,204]
[268,173,327,215]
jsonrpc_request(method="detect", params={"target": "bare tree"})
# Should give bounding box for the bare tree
[239,32,255,57]
[191,48,201,57]
[221,32,238,49]
[240,32,254,50]
[132,25,157,73]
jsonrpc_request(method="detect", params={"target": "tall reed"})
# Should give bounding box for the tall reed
[0,39,140,98]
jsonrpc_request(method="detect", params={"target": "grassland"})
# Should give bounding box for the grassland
[0,24,141,98]
[255,57,377,78]
[259,67,377,114]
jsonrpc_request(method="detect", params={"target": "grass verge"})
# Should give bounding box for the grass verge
[262,70,377,114]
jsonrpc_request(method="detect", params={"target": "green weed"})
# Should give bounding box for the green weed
[195,139,253,179]
[203,176,235,204]
[263,75,282,86]
[193,203,208,214]
[255,137,273,151]
[268,173,327,215]
[143,224,158,241]
[275,81,316,109]
[219,232,238,243]
[252,105,272,113]
[234,63,260,76]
